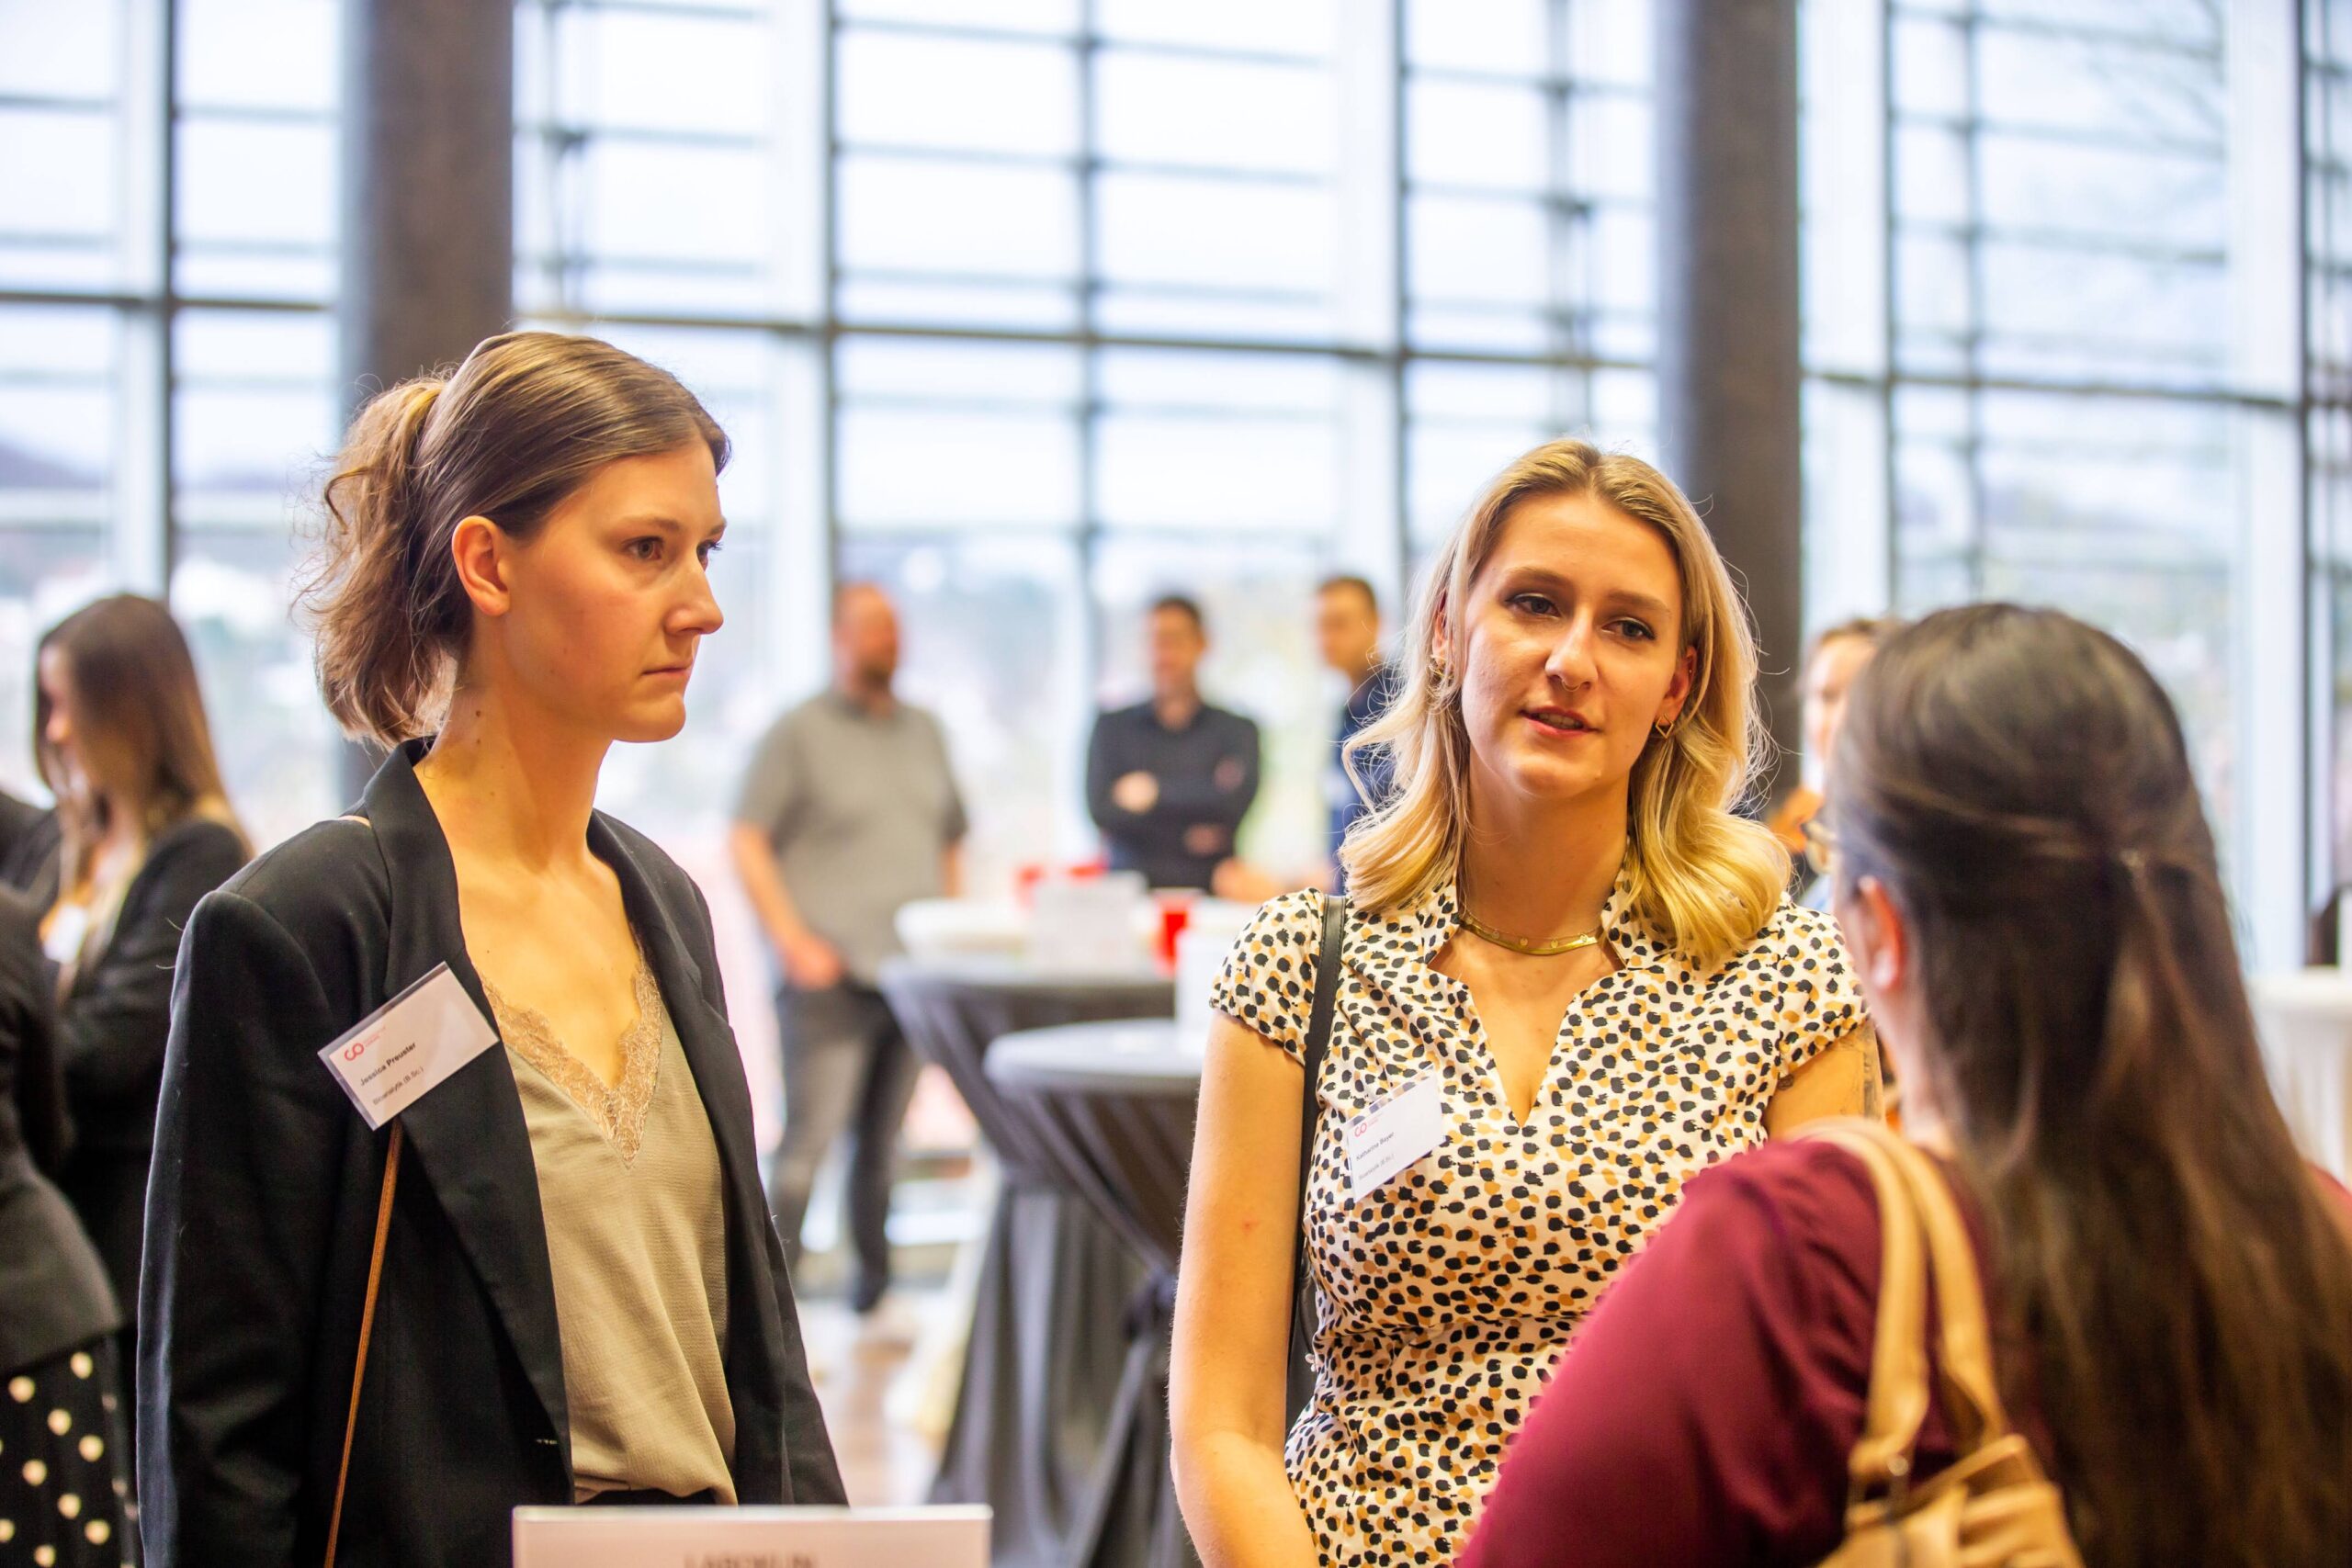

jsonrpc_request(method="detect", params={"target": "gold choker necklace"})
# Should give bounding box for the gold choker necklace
[1458,908,1602,957]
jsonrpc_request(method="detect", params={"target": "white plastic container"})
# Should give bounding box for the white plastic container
[1027,871,1151,973]
[1174,897,1259,1052]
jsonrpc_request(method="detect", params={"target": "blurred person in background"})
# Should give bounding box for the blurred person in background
[1087,593,1261,891]
[0,784,55,888]
[1769,615,1901,906]
[1461,604,2352,1568]
[1315,575,1393,888]
[0,882,136,1565]
[27,594,249,1438]
[1171,440,1880,1567]
[142,332,842,1567]
[731,581,967,1316]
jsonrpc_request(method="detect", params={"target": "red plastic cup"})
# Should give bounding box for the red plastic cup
[1155,892,1195,971]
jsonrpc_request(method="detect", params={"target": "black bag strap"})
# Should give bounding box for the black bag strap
[1285,892,1348,1418]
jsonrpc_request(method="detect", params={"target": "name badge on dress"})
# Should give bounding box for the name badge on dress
[1344,1072,1445,1200]
[317,962,498,1130]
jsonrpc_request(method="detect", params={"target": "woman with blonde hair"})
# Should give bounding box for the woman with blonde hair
[25,594,248,1432]
[1170,438,1879,1565]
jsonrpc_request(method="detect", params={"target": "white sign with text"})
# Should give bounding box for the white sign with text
[316,963,498,1131]
[1344,1072,1445,1200]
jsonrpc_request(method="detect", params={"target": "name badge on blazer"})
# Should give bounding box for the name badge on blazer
[318,962,498,1130]
[1344,1072,1444,1200]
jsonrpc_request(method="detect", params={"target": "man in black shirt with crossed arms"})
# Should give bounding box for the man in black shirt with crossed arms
[1085,594,1261,892]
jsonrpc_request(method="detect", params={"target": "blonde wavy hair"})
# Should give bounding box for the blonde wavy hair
[1338,438,1789,965]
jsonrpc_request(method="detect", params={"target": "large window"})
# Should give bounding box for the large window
[1803,0,2312,962]
[1,0,2340,965]
[0,0,339,844]
[512,0,1664,900]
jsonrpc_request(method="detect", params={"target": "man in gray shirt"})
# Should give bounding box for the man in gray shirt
[730,582,967,1314]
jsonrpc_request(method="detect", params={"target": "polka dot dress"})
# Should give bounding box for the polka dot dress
[1210,870,1865,1566]
[0,1338,136,1567]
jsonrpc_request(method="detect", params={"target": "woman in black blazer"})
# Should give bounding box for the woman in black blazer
[21,595,249,1425]
[0,883,137,1565]
[140,332,842,1568]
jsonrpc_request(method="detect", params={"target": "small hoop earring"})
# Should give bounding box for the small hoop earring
[1652,719,1673,740]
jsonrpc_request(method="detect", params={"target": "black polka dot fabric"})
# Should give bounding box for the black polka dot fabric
[0,1338,136,1568]
[1210,868,1866,1565]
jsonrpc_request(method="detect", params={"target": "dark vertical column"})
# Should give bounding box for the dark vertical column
[1654,0,1804,791]
[335,0,514,795]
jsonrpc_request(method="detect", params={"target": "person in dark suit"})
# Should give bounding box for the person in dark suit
[1086,594,1261,890]
[139,332,842,1568]
[19,594,249,1439]
[0,884,136,1565]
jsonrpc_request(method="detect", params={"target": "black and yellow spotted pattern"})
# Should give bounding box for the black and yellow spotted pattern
[1210,868,1867,1566]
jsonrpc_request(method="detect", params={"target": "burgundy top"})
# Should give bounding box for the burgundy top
[1459,1139,2352,1568]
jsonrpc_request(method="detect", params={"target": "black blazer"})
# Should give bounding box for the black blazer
[0,786,53,888]
[0,883,120,1374]
[33,815,252,1159]
[138,743,844,1568]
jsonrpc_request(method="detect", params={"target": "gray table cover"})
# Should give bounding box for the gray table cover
[987,1021,1204,1568]
[876,958,1174,1568]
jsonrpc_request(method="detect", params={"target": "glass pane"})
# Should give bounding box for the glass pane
[1408,194,1551,303]
[836,277,1081,332]
[1094,172,1335,295]
[1405,0,1547,76]
[576,138,766,266]
[1891,15,1967,118]
[839,153,1079,279]
[1095,412,1336,532]
[0,305,118,523]
[1979,246,2226,386]
[1587,206,1653,316]
[839,0,1080,35]
[838,28,1078,156]
[1893,440,1975,557]
[0,0,120,97]
[1978,0,2221,49]
[1570,0,1652,86]
[1892,124,1970,226]
[1095,51,1333,175]
[836,337,1081,406]
[177,0,336,113]
[173,307,335,529]
[551,4,770,138]
[170,535,336,850]
[175,116,337,299]
[1977,135,2223,246]
[1097,346,1340,412]
[0,107,121,290]
[1975,25,2223,146]
[1568,95,1651,202]
[1094,0,1337,58]
[837,407,1080,529]
[1407,79,1550,191]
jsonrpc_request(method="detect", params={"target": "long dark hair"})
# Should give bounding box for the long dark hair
[306,330,729,745]
[1828,604,2352,1566]
[37,594,243,884]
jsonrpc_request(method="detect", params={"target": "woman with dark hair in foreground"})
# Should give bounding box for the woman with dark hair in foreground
[1462,604,2352,1568]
